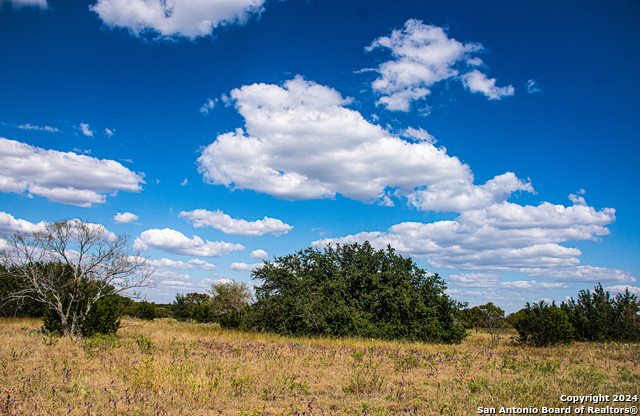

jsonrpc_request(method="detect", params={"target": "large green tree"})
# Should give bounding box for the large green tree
[246,242,466,343]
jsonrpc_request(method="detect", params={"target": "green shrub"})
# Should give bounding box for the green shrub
[562,284,640,342]
[219,309,243,329]
[172,292,210,322]
[133,301,157,320]
[513,301,574,347]
[42,295,121,337]
[245,242,467,343]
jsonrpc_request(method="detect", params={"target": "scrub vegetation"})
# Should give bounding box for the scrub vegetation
[1,318,639,415]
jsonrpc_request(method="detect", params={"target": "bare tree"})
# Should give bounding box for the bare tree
[1,219,156,337]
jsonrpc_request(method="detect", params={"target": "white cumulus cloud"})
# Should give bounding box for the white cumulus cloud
[528,265,635,283]
[366,19,514,111]
[229,262,264,272]
[90,0,267,40]
[197,76,527,209]
[179,209,292,237]
[250,249,268,259]
[150,257,218,271]
[114,212,139,224]
[604,285,640,295]
[133,228,244,257]
[314,199,619,276]
[0,137,145,207]
[0,211,46,237]
[461,70,515,100]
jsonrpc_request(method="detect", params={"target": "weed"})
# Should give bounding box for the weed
[343,360,385,396]
[467,376,490,393]
[135,335,154,354]
[619,367,640,383]
[82,333,120,358]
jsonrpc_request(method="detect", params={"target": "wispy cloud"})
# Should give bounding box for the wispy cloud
[2,121,58,132]
[0,0,47,9]
[150,257,218,271]
[526,79,542,94]
[79,122,94,137]
[461,70,515,100]
[200,98,216,115]
[18,123,59,132]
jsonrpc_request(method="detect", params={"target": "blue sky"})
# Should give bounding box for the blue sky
[1,0,638,312]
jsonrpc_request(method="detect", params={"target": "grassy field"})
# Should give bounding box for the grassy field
[1,318,639,415]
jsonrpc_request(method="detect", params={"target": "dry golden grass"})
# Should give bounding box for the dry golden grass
[1,317,639,415]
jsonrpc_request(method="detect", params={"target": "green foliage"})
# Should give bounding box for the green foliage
[136,335,155,354]
[219,309,244,329]
[479,303,506,346]
[209,280,252,327]
[127,301,157,320]
[460,302,506,345]
[513,301,575,347]
[245,242,466,343]
[43,294,122,337]
[561,283,640,342]
[82,333,121,358]
[172,292,211,323]
[0,265,47,318]
[81,295,121,336]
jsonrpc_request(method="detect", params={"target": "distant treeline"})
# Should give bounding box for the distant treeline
[457,283,640,346]
[2,243,639,346]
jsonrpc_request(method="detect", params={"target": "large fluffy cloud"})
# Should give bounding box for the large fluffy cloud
[133,228,244,257]
[0,211,46,237]
[197,76,529,209]
[366,19,514,112]
[313,198,627,281]
[179,209,292,237]
[0,138,144,207]
[90,0,266,40]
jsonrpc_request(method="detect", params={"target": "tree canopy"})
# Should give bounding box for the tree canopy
[245,241,466,343]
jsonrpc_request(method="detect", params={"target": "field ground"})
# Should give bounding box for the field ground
[1,318,639,415]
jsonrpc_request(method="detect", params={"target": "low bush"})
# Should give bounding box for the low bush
[513,301,574,347]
